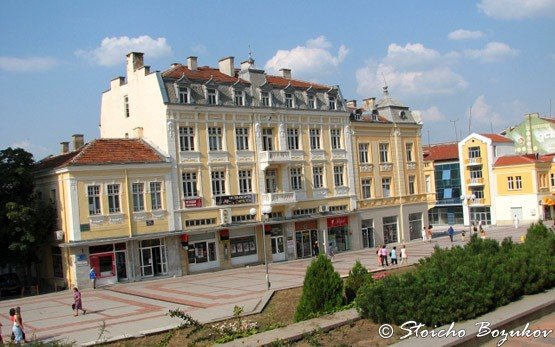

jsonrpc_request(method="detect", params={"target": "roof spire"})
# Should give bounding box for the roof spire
[381,72,389,97]
[247,45,255,65]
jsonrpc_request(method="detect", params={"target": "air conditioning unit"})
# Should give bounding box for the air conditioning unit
[55,230,64,241]
[220,208,232,225]
[319,205,329,213]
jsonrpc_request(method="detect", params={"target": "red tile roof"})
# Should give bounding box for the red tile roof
[265,75,331,91]
[162,65,250,85]
[423,143,459,161]
[480,133,513,143]
[35,139,166,171]
[493,154,548,167]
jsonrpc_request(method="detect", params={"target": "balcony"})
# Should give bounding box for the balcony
[334,186,350,196]
[471,198,485,205]
[331,149,347,160]
[379,163,393,172]
[236,150,255,162]
[466,157,483,166]
[310,149,326,161]
[259,151,291,165]
[261,192,296,205]
[180,151,201,164]
[290,150,305,161]
[208,151,230,163]
[467,177,484,186]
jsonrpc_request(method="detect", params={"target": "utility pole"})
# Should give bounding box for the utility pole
[449,119,459,142]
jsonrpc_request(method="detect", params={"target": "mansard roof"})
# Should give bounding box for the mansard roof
[265,75,331,91]
[162,65,251,85]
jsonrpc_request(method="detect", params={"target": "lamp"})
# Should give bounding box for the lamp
[460,194,476,236]
[250,206,272,290]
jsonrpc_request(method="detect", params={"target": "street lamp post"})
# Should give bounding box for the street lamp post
[250,206,272,290]
[460,194,476,236]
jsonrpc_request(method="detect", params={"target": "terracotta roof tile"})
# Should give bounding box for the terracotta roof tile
[265,75,331,91]
[493,154,548,167]
[423,143,459,161]
[480,133,513,143]
[35,139,166,171]
[162,65,250,85]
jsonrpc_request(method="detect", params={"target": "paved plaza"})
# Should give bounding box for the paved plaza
[0,224,531,345]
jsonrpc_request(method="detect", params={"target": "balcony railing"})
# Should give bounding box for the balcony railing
[259,151,291,163]
[466,157,482,165]
[236,150,255,162]
[261,192,296,205]
[310,149,326,161]
[467,177,484,185]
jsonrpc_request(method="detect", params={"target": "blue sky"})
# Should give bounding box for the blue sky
[1,0,554,159]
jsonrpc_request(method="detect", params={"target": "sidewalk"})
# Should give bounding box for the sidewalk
[0,224,528,345]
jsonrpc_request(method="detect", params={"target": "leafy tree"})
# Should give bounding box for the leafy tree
[295,255,343,322]
[0,147,56,276]
[345,260,373,303]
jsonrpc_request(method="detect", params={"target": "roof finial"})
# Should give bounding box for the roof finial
[381,72,389,96]
[248,44,252,60]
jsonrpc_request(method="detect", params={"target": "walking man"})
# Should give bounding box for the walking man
[89,267,97,289]
[447,225,455,242]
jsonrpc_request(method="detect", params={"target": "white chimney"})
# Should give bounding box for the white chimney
[72,134,84,150]
[134,127,144,139]
[362,97,376,110]
[187,56,198,71]
[60,142,69,154]
[126,52,144,73]
[218,56,235,76]
[280,68,291,79]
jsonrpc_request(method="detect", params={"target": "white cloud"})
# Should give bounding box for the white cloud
[478,0,555,19]
[356,43,467,97]
[448,29,484,40]
[264,36,349,79]
[0,56,59,72]
[464,42,519,62]
[75,35,172,66]
[191,44,207,55]
[413,106,447,123]
[11,141,50,159]
[470,95,505,127]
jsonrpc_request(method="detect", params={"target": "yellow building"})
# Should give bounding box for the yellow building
[100,53,356,273]
[349,87,429,245]
[34,136,176,289]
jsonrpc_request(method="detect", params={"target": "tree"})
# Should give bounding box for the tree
[0,147,56,275]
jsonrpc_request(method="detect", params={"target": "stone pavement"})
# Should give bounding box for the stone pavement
[0,224,529,345]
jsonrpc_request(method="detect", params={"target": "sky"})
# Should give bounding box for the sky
[1,0,554,160]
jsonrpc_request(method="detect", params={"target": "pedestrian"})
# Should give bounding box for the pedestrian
[312,241,319,256]
[447,225,454,242]
[15,306,27,343]
[376,248,382,266]
[89,267,97,289]
[327,243,334,262]
[461,230,466,242]
[472,222,478,235]
[9,308,23,344]
[390,246,398,265]
[514,215,519,229]
[480,228,486,240]
[427,225,433,242]
[400,245,408,264]
[422,227,427,242]
[72,287,87,316]
[380,245,389,267]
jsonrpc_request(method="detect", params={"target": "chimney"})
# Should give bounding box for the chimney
[346,100,357,109]
[126,52,144,73]
[134,126,144,139]
[171,63,180,68]
[240,58,255,71]
[362,97,376,110]
[218,56,235,76]
[60,142,69,154]
[280,68,291,79]
[187,56,198,71]
[72,134,84,150]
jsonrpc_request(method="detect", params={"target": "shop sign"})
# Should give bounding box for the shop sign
[295,220,318,231]
[215,194,255,205]
[327,216,348,228]
[220,229,230,240]
[184,198,203,208]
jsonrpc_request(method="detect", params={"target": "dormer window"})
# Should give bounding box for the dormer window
[234,90,244,106]
[178,86,189,104]
[328,95,337,110]
[207,88,217,105]
[307,94,316,109]
[285,93,294,108]
[261,91,271,106]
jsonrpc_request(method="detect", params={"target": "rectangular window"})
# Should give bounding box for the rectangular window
[182,172,198,197]
[124,96,130,118]
[313,166,323,189]
[310,128,321,150]
[285,93,294,108]
[334,165,344,187]
[178,87,189,104]
[262,128,273,151]
[211,171,226,196]
[408,175,416,195]
[234,90,244,106]
[362,178,372,199]
[290,167,303,190]
[507,176,515,190]
[235,127,249,151]
[382,178,391,198]
[208,127,223,151]
[468,146,481,158]
[132,183,145,212]
[308,94,315,109]
[107,184,121,213]
[230,236,257,258]
[551,173,555,188]
[265,169,278,193]
[261,91,270,106]
[207,88,217,105]
[287,128,299,150]
[330,128,341,149]
[328,95,336,110]
[425,175,431,193]
[442,169,451,180]
[88,185,101,215]
[179,127,195,151]
[379,143,389,163]
[150,182,162,210]
[515,175,522,190]
[238,170,252,194]
[359,143,369,163]
[406,143,413,162]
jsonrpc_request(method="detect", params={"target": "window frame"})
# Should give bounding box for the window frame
[87,185,101,215]
[313,166,324,189]
[405,143,413,162]
[290,167,303,191]
[179,126,195,151]
[261,91,271,106]
[359,143,369,163]
[132,183,145,212]
[328,95,336,110]
[182,172,198,198]
[107,184,121,214]
[287,128,299,150]
[178,86,189,104]
[333,165,344,187]
[235,127,249,151]
[238,170,253,194]
[362,178,372,199]
[150,182,162,210]
[379,143,389,163]
[211,170,226,196]
[234,90,244,106]
[285,92,294,108]
[330,128,341,149]
[262,128,274,151]
[408,175,416,195]
[206,88,218,105]
[307,94,316,109]
[208,127,223,151]
[310,128,321,150]
[382,177,391,198]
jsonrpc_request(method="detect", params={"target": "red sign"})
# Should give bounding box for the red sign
[219,229,229,239]
[184,198,202,208]
[180,234,189,243]
[327,216,348,228]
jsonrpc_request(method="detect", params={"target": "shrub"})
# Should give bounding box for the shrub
[295,254,343,322]
[345,260,373,303]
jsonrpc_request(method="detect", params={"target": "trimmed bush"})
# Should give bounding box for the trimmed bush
[295,254,343,322]
[345,260,373,303]
[356,223,555,326]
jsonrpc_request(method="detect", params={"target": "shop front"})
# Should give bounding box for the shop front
[229,227,259,266]
[408,213,423,240]
[295,220,319,258]
[383,216,399,244]
[327,216,350,253]
[269,225,285,262]
[361,219,375,248]
[89,242,128,287]
[188,232,219,272]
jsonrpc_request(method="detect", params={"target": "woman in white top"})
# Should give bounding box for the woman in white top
[400,245,408,265]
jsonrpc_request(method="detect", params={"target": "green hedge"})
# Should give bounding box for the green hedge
[356,223,555,326]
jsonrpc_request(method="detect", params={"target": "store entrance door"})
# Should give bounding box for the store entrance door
[271,236,285,261]
[295,230,317,258]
